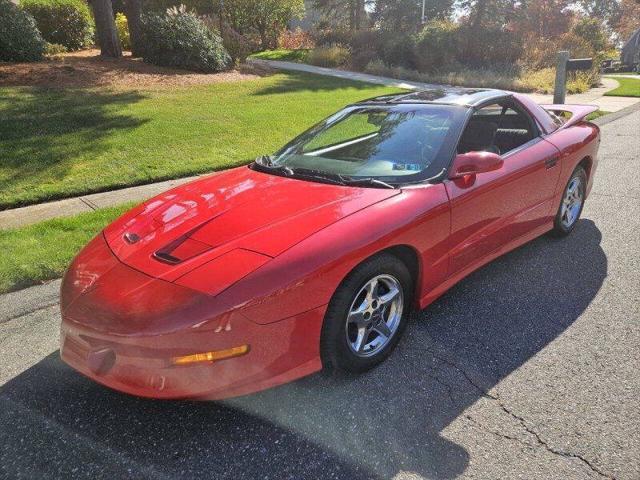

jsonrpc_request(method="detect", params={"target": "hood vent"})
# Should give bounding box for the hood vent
[153,236,212,265]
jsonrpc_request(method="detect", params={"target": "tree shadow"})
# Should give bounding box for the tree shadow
[0,87,148,209]
[251,70,391,96]
[0,220,606,479]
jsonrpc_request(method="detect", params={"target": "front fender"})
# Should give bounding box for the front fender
[220,184,451,325]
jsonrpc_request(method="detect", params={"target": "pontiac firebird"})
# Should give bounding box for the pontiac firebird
[60,88,600,399]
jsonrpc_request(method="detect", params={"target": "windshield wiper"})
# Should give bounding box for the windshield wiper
[252,157,395,189]
[253,155,294,176]
[338,175,396,189]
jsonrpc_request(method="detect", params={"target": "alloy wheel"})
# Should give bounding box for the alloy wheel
[345,274,404,357]
[560,176,583,229]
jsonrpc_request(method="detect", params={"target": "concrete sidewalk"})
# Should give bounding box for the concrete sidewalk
[527,77,636,112]
[251,59,639,113]
[0,174,202,230]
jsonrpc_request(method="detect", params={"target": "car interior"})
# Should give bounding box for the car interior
[457,101,538,155]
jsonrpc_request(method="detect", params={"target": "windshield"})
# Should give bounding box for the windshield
[270,104,468,184]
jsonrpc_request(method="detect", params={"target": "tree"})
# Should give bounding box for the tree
[313,0,368,30]
[576,0,621,29]
[612,0,640,42]
[124,0,143,57]
[217,0,304,48]
[373,0,454,32]
[90,0,122,57]
[251,0,305,48]
[512,0,574,38]
[572,17,610,51]
[457,0,518,30]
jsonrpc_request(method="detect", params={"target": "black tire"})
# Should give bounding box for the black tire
[550,166,587,237]
[320,253,413,373]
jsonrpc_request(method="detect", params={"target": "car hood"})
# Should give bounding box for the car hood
[103,166,400,281]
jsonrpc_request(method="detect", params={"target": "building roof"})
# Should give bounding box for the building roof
[355,87,511,108]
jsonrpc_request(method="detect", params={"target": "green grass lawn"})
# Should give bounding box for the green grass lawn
[586,110,611,121]
[249,49,310,62]
[0,204,132,293]
[0,71,399,209]
[604,76,640,97]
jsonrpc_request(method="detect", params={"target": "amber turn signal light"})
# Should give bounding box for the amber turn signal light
[171,345,249,366]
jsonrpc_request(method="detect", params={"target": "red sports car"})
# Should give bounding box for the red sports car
[60,88,600,400]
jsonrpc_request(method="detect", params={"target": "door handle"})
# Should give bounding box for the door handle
[545,156,559,169]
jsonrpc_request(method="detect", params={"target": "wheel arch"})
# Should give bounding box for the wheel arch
[336,244,422,310]
[578,155,593,180]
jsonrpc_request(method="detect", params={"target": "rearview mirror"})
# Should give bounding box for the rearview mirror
[449,151,503,179]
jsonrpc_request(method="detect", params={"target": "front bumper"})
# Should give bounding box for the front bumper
[60,234,325,400]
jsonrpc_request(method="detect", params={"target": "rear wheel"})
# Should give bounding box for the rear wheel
[321,254,413,373]
[551,167,587,237]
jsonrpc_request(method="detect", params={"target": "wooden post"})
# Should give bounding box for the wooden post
[553,50,570,104]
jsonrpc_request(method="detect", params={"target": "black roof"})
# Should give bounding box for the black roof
[354,87,511,108]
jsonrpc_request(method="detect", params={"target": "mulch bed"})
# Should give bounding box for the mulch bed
[0,49,271,89]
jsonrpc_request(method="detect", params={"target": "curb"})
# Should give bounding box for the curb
[591,101,640,126]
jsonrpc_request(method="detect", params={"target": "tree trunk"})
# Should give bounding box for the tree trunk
[124,0,143,57]
[354,0,364,30]
[90,0,122,58]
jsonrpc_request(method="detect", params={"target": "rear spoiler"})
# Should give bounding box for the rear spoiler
[541,104,599,129]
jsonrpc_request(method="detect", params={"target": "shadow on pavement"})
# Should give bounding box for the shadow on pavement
[0,220,606,479]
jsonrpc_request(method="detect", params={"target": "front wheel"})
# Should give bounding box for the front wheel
[321,254,413,373]
[550,167,587,237]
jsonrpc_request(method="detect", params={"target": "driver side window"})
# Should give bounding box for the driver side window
[457,102,538,156]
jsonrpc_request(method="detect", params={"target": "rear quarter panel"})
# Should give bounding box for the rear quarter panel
[543,121,600,201]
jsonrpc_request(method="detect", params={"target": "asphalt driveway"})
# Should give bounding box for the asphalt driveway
[1,107,638,480]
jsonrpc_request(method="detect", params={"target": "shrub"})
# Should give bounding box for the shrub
[44,42,68,56]
[365,59,528,92]
[348,29,382,70]
[21,0,94,51]
[307,45,350,68]
[572,17,609,53]
[201,16,257,65]
[140,11,231,72]
[219,26,254,64]
[377,33,417,69]
[312,29,353,48]
[115,12,131,51]
[0,0,45,62]
[456,25,522,69]
[278,27,314,50]
[363,60,595,95]
[413,20,459,72]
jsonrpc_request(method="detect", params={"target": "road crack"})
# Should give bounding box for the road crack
[0,301,59,325]
[424,344,613,479]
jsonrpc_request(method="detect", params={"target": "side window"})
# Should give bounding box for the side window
[457,102,539,155]
[457,104,502,155]
[494,105,538,154]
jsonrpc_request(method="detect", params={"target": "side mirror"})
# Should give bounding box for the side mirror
[449,151,503,179]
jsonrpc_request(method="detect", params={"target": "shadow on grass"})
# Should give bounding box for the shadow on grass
[251,70,389,96]
[0,220,606,479]
[0,87,148,209]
